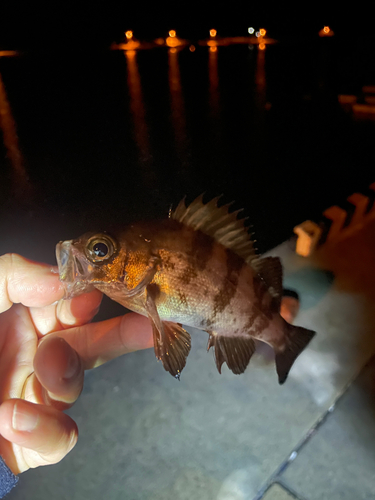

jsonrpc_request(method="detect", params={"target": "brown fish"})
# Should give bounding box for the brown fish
[56,195,315,383]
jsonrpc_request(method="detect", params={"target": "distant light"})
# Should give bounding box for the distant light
[255,31,260,37]
[189,45,195,52]
[259,42,266,50]
[125,30,133,39]
[170,47,177,54]
[122,40,140,50]
[248,27,255,34]
[209,46,217,52]
[166,36,180,47]
[155,37,164,45]
[210,29,217,38]
[259,28,266,37]
[169,30,176,38]
[318,26,334,37]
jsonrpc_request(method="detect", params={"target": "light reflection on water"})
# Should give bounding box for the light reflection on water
[0,72,32,201]
[168,47,190,182]
[124,49,155,189]
[208,44,220,120]
[253,44,267,158]
[0,41,374,255]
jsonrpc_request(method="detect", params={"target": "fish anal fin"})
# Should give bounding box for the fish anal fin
[275,323,315,384]
[145,288,191,378]
[252,256,283,312]
[209,335,225,373]
[171,194,257,264]
[207,333,256,375]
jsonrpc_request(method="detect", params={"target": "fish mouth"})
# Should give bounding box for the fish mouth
[56,240,95,299]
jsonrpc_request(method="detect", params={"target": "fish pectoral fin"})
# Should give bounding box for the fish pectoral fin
[207,333,255,375]
[145,289,191,379]
[157,322,192,379]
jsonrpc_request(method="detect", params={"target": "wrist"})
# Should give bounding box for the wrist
[0,455,19,498]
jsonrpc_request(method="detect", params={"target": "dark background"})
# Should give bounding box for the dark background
[0,3,368,49]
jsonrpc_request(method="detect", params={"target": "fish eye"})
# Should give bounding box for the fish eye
[86,235,116,262]
[93,242,109,257]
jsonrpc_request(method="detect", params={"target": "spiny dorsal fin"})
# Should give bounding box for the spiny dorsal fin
[171,194,258,265]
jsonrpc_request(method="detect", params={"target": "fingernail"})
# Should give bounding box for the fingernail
[63,347,81,381]
[12,403,39,432]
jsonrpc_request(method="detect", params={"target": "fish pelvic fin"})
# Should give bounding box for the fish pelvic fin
[145,286,191,379]
[275,323,316,385]
[207,333,256,375]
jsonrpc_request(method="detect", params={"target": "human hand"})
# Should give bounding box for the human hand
[0,254,153,475]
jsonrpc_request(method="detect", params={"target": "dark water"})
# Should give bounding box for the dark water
[1,38,375,265]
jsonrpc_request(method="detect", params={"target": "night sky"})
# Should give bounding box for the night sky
[0,3,366,50]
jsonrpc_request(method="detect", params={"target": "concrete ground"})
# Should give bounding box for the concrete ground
[8,218,375,500]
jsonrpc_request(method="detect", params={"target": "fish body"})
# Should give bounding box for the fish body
[56,196,315,383]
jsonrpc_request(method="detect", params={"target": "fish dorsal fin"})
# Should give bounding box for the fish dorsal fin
[252,256,283,310]
[171,194,258,264]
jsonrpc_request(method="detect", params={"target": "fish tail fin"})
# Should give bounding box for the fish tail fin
[275,323,315,385]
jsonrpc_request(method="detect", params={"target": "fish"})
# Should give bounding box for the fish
[55,195,315,384]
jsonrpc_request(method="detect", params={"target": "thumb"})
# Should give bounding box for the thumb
[0,399,78,473]
[33,336,84,409]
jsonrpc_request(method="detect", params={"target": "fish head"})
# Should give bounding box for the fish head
[56,232,122,298]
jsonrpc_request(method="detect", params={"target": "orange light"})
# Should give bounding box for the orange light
[122,40,140,50]
[125,30,133,39]
[259,28,266,37]
[166,37,180,47]
[189,45,195,52]
[210,29,217,37]
[155,37,165,45]
[259,42,266,50]
[209,46,217,52]
[169,30,176,38]
[170,47,177,54]
[319,26,334,37]
[0,50,18,57]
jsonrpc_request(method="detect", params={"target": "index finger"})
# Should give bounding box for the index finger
[29,290,103,337]
[52,313,154,369]
[0,254,64,313]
